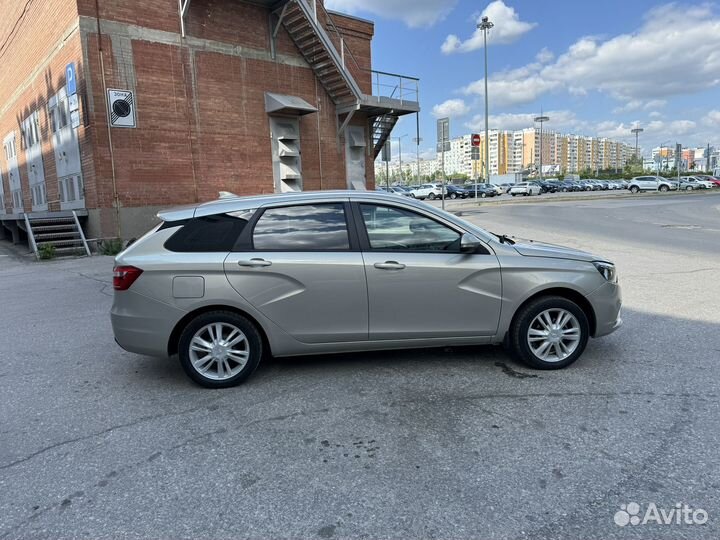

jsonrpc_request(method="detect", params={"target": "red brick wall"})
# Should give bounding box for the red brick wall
[2,0,378,236]
[0,0,88,214]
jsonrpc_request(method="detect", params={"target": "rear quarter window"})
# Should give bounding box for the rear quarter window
[164,211,254,252]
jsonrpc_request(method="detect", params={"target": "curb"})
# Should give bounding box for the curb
[432,189,720,210]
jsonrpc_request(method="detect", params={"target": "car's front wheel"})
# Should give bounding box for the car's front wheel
[630,186,640,194]
[659,185,669,192]
[449,193,457,199]
[178,311,263,388]
[508,296,589,369]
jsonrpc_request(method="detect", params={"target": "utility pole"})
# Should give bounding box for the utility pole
[414,112,421,185]
[534,113,549,181]
[478,15,494,184]
[631,127,643,170]
[396,134,407,185]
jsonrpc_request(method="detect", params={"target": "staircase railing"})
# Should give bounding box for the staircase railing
[23,213,39,260]
[370,70,419,107]
[72,210,92,257]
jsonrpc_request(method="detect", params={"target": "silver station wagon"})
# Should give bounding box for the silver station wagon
[111,191,622,388]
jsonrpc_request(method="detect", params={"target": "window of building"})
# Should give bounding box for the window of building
[359,204,461,252]
[252,203,349,251]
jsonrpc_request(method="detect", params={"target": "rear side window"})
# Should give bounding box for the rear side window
[252,203,349,251]
[165,211,254,252]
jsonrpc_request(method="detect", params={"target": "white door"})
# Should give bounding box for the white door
[22,111,47,211]
[3,132,22,214]
[49,87,85,210]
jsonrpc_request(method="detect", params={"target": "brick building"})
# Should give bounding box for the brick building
[0,0,419,251]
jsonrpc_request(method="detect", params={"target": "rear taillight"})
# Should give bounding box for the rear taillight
[113,266,143,291]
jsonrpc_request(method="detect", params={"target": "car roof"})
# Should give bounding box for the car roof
[158,190,426,221]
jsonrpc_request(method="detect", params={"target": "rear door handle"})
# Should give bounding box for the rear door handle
[374,261,405,270]
[238,258,272,267]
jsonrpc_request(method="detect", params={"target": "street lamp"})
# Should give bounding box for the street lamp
[631,126,643,164]
[478,15,493,183]
[396,134,408,184]
[534,114,549,181]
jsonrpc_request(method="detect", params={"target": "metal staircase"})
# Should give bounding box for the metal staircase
[276,0,362,107]
[24,211,91,259]
[371,114,398,159]
[273,0,419,158]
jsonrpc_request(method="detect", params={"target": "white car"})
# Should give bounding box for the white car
[509,183,541,196]
[627,176,677,193]
[488,184,504,195]
[685,176,714,189]
[410,183,445,200]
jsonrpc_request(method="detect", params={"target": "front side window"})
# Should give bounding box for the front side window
[252,203,349,251]
[359,204,461,252]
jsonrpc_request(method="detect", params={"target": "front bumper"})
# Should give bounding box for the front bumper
[586,280,623,338]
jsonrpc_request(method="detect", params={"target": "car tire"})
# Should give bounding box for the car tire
[659,185,669,192]
[511,193,516,196]
[178,311,263,388]
[508,296,590,370]
[450,193,457,199]
[630,186,639,194]
[481,193,487,198]
[686,186,693,191]
[428,193,436,200]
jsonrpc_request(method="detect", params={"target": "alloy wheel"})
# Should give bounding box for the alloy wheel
[526,308,581,363]
[188,322,250,380]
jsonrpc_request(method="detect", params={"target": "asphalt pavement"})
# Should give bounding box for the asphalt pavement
[1,192,719,539]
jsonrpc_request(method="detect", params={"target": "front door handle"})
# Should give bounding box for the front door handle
[374,261,406,270]
[238,258,272,268]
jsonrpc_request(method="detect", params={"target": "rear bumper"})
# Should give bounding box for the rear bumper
[586,281,623,338]
[111,290,186,358]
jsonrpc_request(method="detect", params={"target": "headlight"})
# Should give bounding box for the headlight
[593,261,617,283]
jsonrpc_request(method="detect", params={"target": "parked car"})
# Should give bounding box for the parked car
[390,186,414,197]
[627,176,677,193]
[685,176,714,189]
[409,183,445,200]
[446,184,470,199]
[694,175,720,187]
[538,181,559,193]
[111,190,622,387]
[466,184,498,198]
[498,183,514,193]
[510,182,542,196]
[487,184,505,195]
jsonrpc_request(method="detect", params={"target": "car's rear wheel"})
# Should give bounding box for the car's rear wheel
[178,311,262,388]
[428,193,436,200]
[508,296,589,369]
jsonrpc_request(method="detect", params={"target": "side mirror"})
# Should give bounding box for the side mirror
[460,232,482,253]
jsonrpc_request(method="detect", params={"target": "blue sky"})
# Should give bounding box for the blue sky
[326,0,720,161]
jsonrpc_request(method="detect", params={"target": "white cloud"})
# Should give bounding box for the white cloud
[431,98,471,118]
[326,0,456,27]
[441,0,536,54]
[648,111,662,119]
[595,119,697,141]
[462,64,561,107]
[541,4,720,101]
[465,110,581,132]
[535,47,554,64]
[703,110,720,126]
[454,3,720,110]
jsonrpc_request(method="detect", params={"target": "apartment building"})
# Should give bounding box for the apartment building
[1,0,419,249]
